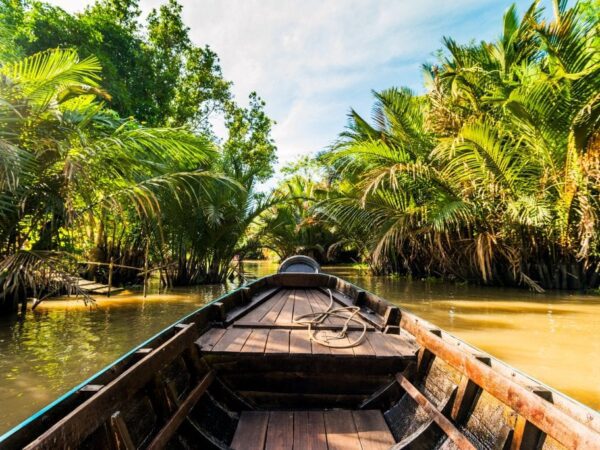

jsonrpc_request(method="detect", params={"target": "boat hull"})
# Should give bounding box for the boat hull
[1,263,599,449]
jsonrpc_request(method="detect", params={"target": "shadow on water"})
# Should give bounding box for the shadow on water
[0,261,598,434]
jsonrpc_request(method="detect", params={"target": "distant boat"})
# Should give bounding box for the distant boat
[2,256,598,449]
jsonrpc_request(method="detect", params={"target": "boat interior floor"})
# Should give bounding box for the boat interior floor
[230,409,395,450]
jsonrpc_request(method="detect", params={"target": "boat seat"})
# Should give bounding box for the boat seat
[230,409,395,450]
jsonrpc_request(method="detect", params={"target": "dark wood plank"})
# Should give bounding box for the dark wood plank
[291,288,313,320]
[24,324,199,450]
[395,372,476,450]
[110,411,136,450]
[276,289,296,324]
[243,289,287,322]
[348,331,376,357]
[306,289,334,325]
[324,410,362,450]
[385,331,419,356]
[261,290,291,324]
[310,332,331,355]
[233,321,373,331]
[211,328,252,352]
[365,332,398,357]
[264,329,290,354]
[225,287,280,324]
[265,411,294,450]
[147,371,215,450]
[329,335,355,356]
[230,411,269,450]
[293,411,328,450]
[351,410,395,450]
[195,328,226,351]
[240,329,270,353]
[289,329,312,354]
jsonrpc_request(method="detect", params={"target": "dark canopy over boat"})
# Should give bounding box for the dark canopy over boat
[1,256,599,449]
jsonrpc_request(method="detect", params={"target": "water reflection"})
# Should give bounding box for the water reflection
[0,262,598,434]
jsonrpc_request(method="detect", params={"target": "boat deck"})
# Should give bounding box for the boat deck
[230,410,395,450]
[197,288,418,358]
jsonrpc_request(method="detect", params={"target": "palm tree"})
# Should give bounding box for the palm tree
[318,0,599,290]
[0,48,230,311]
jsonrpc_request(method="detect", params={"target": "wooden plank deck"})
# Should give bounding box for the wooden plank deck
[197,288,418,359]
[230,410,394,450]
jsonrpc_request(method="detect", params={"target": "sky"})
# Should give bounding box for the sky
[48,0,535,178]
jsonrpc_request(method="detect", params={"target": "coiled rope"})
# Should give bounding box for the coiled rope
[293,289,367,348]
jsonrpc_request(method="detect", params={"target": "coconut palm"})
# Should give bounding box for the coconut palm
[0,48,231,310]
[317,0,599,290]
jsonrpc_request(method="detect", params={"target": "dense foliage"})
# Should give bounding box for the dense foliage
[315,0,600,290]
[0,0,277,312]
[0,0,598,315]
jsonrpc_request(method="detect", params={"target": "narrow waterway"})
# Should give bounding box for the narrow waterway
[0,261,598,434]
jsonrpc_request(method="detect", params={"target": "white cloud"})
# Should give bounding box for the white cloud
[47,0,534,173]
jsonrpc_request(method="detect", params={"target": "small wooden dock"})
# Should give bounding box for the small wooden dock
[68,276,124,296]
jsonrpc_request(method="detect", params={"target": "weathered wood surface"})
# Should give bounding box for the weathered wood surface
[198,287,418,359]
[395,372,476,450]
[401,313,600,450]
[5,269,600,450]
[23,324,199,450]
[230,410,394,450]
[146,370,214,450]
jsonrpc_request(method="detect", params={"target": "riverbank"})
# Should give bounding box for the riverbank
[0,261,598,434]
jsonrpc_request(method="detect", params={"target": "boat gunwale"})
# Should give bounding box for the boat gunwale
[1,269,599,447]
[0,276,268,444]
[334,275,600,422]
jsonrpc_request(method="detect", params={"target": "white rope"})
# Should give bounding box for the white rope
[293,289,367,348]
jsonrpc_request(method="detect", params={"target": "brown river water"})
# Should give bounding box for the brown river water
[0,261,598,434]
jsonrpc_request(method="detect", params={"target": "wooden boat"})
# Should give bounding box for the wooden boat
[1,256,599,450]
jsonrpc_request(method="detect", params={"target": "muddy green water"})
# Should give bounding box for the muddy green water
[0,261,598,434]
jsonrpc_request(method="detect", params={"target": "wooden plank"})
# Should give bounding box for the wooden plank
[352,410,395,450]
[147,371,214,450]
[225,287,280,324]
[110,411,136,450]
[289,329,312,354]
[240,329,270,354]
[306,289,334,325]
[385,332,419,356]
[329,335,355,356]
[310,333,331,355]
[365,332,398,357]
[195,328,226,352]
[395,372,476,450]
[265,411,294,450]
[24,324,199,450]
[401,314,600,450]
[291,288,313,320]
[211,328,252,352]
[230,411,269,450]
[233,321,374,331]
[276,289,296,324]
[294,411,328,450]
[324,410,362,450]
[260,290,291,324]
[243,289,287,322]
[348,331,376,357]
[264,329,290,354]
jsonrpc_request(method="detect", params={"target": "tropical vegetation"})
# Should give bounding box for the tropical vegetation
[0,0,598,315]
[315,0,600,291]
[0,0,276,312]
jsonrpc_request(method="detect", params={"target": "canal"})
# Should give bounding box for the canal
[0,261,598,434]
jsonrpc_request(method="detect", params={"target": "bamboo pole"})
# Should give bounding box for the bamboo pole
[143,240,149,298]
[107,257,114,298]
